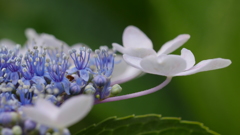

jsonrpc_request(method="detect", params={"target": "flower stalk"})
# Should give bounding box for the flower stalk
[95,77,172,104]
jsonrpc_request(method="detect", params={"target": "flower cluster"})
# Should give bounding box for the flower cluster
[0,26,231,134]
[0,30,126,134]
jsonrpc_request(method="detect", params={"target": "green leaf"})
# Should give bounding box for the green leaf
[75,114,219,135]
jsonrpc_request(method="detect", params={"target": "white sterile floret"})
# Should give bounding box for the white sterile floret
[22,95,94,129]
[112,25,190,58]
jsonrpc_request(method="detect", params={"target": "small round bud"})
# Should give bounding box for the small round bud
[0,112,12,124]
[95,49,100,54]
[68,50,73,54]
[72,49,76,53]
[33,46,38,50]
[56,53,60,58]
[23,85,30,89]
[84,85,96,95]
[52,132,60,135]
[29,57,33,62]
[53,88,59,94]
[12,125,22,135]
[1,59,5,63]
[10,112,19,123]
[24,120,37,131]
[96,94,100,99]
[35,57,39,62]
[70,84,81,95]
[110,84,122,97]
[45,63,49,67]
[87,49,92,53]
[23,68,27,72]
[46,58,50,63]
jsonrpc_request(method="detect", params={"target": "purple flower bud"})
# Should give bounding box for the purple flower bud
[0,112,12,124]
[24,120,36,130]
[93,75,106,88]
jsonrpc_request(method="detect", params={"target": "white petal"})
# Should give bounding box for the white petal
[21,99,59,128]
[70,43,89,50]
[180,48,195,70]
[176,58,232,76]
[125,48,156,58]
[41,34,65,47]
[157,34,190,55]
[140,55,187,76]
[111,55,142,84]
[123,54,143,70]
[22,107,56,127]
[112,43,127,54]
[123,26,153,49]
[0,39,17,49]
[35,99,59,119]
[25,28,69,51]
[25,28,39,40]
[56,95,94,128]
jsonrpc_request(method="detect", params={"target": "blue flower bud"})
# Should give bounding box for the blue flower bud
[69,83,82,95]
[93,75,106,88]
[0,112,12,124]
[24,120,36,131]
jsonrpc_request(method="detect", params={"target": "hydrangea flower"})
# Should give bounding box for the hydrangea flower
[0,27,232,134]
[45,54,70,95]
[67,47,92,82]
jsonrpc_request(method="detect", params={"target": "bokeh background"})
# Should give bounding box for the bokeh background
[0,1,238,134]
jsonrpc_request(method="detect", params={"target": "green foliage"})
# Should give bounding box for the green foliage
[75,114,219,135]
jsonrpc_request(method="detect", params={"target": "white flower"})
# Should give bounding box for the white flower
[112,25,190,58]
[22,95,94,129]
[111,55,142,84]
[123,48,231,77]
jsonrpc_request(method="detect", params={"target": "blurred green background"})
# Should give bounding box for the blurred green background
[0,1,237,134]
